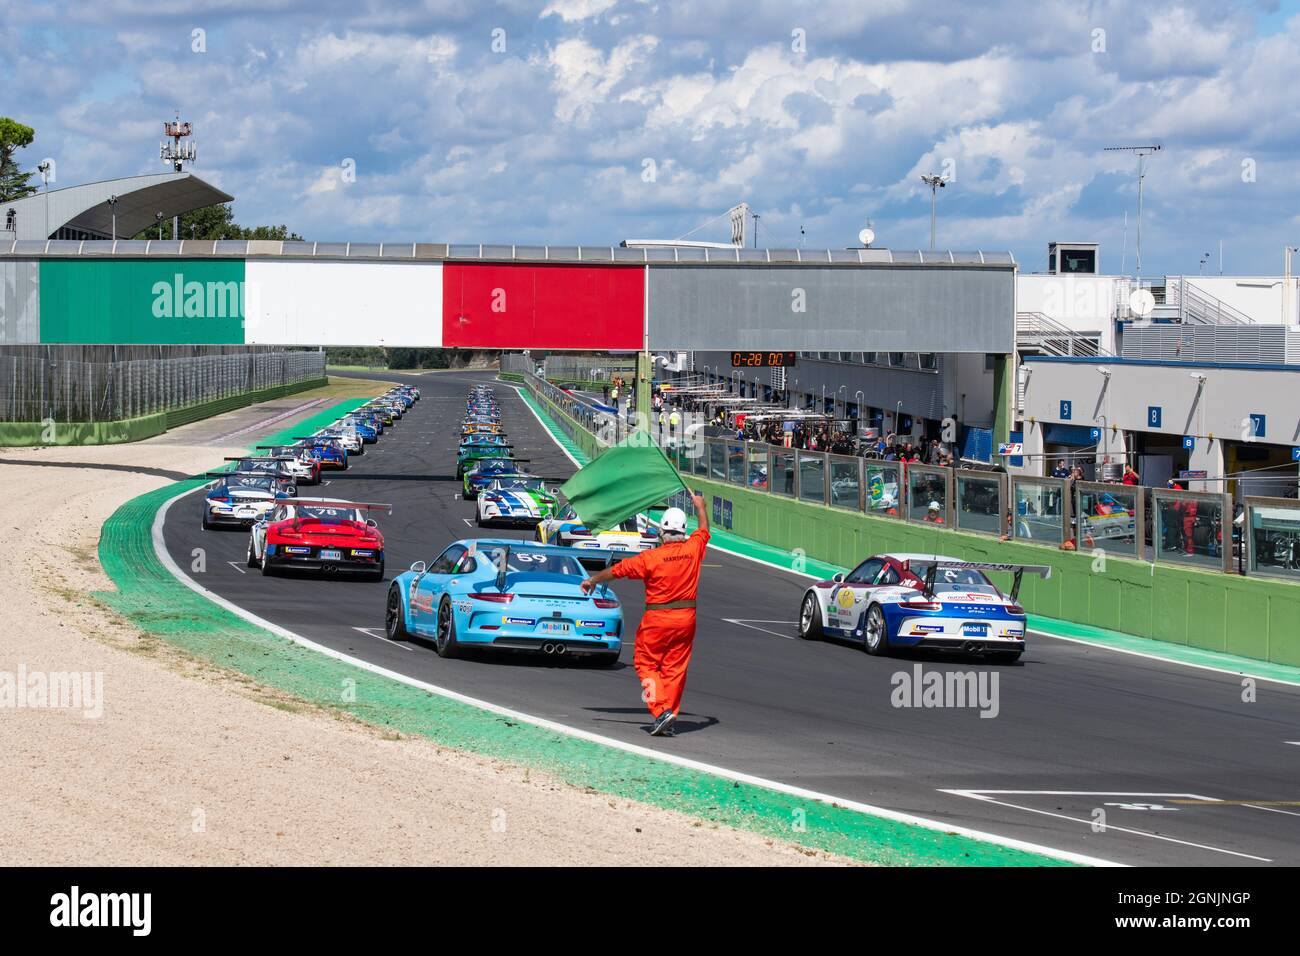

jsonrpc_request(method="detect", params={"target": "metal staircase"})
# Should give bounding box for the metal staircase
[1015,311,1107,357]
[1165,278,1255,326]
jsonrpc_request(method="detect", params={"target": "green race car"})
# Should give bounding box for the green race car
[457,440,515,478]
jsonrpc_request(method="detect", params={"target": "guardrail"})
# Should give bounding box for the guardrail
[522,372,1300,665]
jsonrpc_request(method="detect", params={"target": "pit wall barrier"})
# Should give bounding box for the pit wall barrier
[522,374,1300,668]
[0,412,167,446]
[0,377,328,446]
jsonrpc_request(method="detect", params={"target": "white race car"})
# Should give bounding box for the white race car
[536,505,659,554]
[475,477,560,527]
[255,446,320,485]
[796,553,1050,662]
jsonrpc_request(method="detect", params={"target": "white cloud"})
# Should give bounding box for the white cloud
[541,0,620,23]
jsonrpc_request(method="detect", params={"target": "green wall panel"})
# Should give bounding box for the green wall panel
[40,258,246,344]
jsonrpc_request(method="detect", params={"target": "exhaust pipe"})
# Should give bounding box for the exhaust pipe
[542,643,555,654]
[553,643,566,655]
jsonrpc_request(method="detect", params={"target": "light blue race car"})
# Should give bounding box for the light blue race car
[385,540,623,664]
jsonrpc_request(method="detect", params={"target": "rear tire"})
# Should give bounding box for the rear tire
[201,511,213,531]
[435,597,460,659]
[863,603,890,656]
[385,586,409,641]
[990,650,1022,664]
[591,652,620,667]
[797,592,823,640]
[369,561,385,582]
[260,553,276,576]
[246,540,259,568]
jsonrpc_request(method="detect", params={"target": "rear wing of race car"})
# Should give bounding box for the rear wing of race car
[225,455,297,463]
[909,560,1052,602]
[469,456,531,467]
[290,498,393,514]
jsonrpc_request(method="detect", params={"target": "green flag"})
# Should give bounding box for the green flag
[560,431,687,532]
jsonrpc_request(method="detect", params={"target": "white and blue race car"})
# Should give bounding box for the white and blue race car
[796,553,1050,662]
[475,477,559,527]
[201,472,296,530]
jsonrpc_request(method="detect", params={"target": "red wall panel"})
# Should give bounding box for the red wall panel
[441,263,644,349]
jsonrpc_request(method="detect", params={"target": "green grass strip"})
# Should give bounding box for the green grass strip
[94,394,1075,866]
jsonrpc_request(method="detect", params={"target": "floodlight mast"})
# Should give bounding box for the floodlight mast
[919,174,947,250]
[1103,144,1162,279]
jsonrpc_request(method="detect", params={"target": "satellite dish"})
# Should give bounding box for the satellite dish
[858,228,875,247]
[1129,288,1155,318]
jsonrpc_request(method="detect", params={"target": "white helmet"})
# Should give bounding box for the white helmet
[661,507,688,534]
[928,500,941,511]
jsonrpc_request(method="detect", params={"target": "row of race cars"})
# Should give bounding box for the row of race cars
[200,381,1051,666]
[199,386,421,579]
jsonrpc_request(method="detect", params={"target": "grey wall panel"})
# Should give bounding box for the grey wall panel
[648,265,1014,353]
[0,259,39,344]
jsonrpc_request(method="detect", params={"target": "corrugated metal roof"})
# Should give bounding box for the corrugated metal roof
[0,239,1016,267]
[0,172,234,240]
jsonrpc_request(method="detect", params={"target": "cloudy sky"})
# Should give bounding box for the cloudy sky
[3,0,1298,275]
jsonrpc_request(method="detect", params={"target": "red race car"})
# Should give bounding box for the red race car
[247,498,392,581]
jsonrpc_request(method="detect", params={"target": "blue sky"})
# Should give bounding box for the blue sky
[3,0,1298,276]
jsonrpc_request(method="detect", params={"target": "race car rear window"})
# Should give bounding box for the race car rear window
[481,549,583,576]
[495,479,543,490]
[228,476,275,490]
[907,563,996,592]
[298,506,359,520]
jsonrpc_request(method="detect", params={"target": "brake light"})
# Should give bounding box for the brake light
[210,495,230,503]
[1005,603,1025,615]
[593,598,619,609]
[906,600,942,611]
[469,593,514,603]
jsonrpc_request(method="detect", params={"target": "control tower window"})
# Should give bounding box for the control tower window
[1060,249,1096,273]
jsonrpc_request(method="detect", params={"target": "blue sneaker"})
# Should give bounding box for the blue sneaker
[650,709,677,737]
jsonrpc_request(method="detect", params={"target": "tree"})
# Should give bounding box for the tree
[130,202,303,240]
[0,117,38,202]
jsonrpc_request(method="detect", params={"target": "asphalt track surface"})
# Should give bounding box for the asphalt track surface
[163,369,1300,866]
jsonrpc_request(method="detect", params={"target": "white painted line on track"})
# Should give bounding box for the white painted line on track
[1244,804,1300,818]
[722,618,796,640]
[939,790,1271,862]
[352,626,413,651]
[1026,630,1300,689]
[152,485,1118,867]
[226,561,247,574]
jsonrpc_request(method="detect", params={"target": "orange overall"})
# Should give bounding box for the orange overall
[611,527,710,719]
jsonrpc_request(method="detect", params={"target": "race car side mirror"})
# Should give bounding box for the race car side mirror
[366,518,378,527]
[832,572,845,583]
[409,561,427,574]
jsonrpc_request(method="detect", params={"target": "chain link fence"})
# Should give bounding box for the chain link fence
[0,350,325,422]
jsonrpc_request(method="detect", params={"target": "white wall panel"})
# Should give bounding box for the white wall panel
[243,260,441,346]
